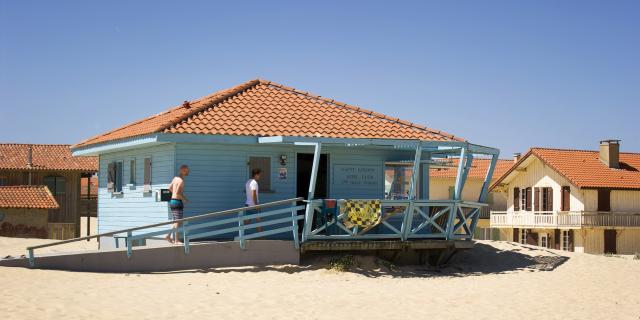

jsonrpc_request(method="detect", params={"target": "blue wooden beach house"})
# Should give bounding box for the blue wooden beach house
[71,79,499,256]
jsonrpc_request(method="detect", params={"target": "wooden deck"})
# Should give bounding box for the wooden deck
[301,239,474,252]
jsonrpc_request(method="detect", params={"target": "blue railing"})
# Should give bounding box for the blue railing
[25,197,486,266]
[303,199,486,242]
[26,198,303,265]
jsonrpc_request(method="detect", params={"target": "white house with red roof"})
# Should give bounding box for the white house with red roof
[490,140,640,255]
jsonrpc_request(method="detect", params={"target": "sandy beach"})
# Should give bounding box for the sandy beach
[0,238,638,320]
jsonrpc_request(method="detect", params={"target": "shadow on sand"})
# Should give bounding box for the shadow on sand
[148,241,569,278]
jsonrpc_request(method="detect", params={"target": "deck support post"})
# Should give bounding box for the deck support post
[478,153,498,203]
[420,152,431,200]
[453,147,471,201]
[402,144,422,240]
[471,152,499,239]
[300,142,322,243]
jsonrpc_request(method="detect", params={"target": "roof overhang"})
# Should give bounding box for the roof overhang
[259,136,499,156]
[72,133,499,157]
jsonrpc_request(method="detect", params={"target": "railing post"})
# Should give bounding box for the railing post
[28,248,34,267]
[445,202,457,240]
[126,231,133,258]
[183,221,190,254]
[402,144,422,241]
[238,210,246,249]
[291,201,300,249]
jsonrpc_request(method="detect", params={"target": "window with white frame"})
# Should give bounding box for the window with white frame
[562,230,571,251]
[540,234,549,248]
[520,229,528,244]
[108,161,123,193]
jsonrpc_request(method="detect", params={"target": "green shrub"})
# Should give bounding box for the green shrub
[328,254,357,272]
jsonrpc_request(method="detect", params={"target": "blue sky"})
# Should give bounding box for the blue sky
[1,1,638,157]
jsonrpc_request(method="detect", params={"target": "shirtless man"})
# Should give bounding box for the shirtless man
[166,165,189,243]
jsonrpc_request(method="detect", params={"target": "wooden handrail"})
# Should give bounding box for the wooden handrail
[27,197,302,251]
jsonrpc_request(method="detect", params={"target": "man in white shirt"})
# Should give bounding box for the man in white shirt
[245,169,262,231]
[245,168,261,206]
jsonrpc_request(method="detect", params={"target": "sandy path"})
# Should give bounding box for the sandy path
[0,239,638,320]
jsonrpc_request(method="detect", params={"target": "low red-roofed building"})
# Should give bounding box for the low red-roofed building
[489,140,640,254]
[0,144,98,239]
[0,186,59,238]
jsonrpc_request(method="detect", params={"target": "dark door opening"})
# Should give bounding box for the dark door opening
[296,153,328,200]
[604,229,617,254]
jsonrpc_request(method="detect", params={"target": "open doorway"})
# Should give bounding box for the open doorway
[296,153,328,200]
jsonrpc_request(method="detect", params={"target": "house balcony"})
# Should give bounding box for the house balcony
[490,211,640,229]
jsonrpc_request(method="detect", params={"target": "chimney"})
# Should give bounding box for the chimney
[599,139,620,169]
[182,101,191,109]
[27,145,33,168]
[513,152,521,163]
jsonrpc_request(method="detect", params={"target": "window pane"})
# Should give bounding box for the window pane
[55,177,65,195]
[384,164,413,200]
[130,159,136,185]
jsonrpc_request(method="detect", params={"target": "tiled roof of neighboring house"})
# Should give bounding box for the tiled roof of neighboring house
[0,144,98,171]
[430,158,515,181]
[0,185,60,209]
[491,148,640,190]
[75,79,464,148]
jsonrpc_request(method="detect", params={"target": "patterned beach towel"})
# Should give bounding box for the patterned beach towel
[341,200,382,228]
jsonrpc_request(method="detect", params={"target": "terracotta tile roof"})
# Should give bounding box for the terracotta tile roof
[430,158,514,181]
[0,144,97,171]
[491,148,640,190]
[75,79,464,148]
[0,185,59,209]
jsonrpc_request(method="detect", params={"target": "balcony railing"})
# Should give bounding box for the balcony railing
[490,211,640,228]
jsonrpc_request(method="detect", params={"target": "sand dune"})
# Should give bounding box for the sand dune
[0,238,638,320]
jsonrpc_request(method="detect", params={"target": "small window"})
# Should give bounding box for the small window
[44,176,66,196]
[108,161,123,193]
[520,188,527,211]
[143,158,152,192]
[562,230,571,251]
[520,229,528,244]
[384,163,415,200]
[248,156,271,192]
[597,189,611,212]
[129,159,136,185]
[0,176,8,186]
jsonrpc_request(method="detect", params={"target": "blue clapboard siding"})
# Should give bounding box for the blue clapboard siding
[96,141,419,243]
[97,144,176,236]
[174,143,298,240]
[175,143,298,216]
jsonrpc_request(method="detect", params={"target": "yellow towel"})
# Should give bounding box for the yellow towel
[341,200,382,228]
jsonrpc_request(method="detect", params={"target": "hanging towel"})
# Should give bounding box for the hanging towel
[341,200,382,228]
